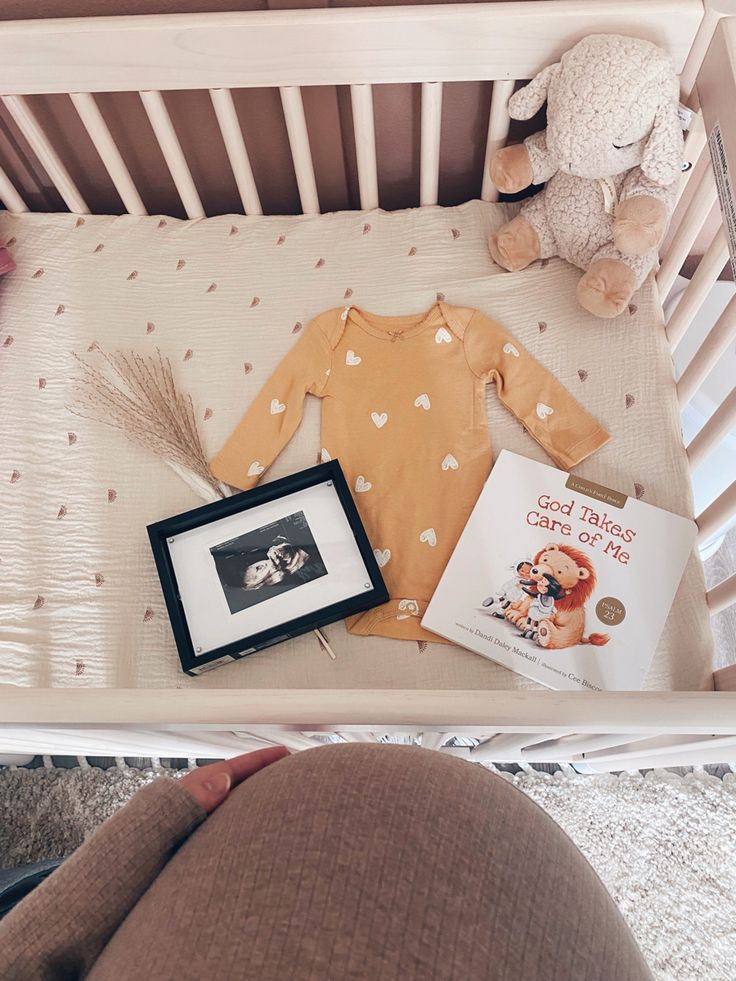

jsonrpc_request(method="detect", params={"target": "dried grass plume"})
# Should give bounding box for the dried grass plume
[69,347,225,502]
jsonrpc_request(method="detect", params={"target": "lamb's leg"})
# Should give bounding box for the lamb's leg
[489,216,541,272]
[489,191,558,273]
[577,243,652,319]
[613,196,668,255]
[490,143,534,194]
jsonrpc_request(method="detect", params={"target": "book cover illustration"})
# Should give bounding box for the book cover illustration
[422,451,697,691]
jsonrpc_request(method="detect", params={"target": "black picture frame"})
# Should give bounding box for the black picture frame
[147,460,388,675]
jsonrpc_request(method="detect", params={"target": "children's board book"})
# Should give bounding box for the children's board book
[422,450,696,691]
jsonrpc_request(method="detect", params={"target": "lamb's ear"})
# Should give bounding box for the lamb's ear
[507,64,560,120]
[641,98,683,187]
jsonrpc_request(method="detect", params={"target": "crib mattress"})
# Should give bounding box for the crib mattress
[0,202,713,692]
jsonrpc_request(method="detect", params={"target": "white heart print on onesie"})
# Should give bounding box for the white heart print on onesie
[371,411,388,429]
[435,327,452,344]
[355,475,372,492]
[374,548,391,567]
[441,453,459,471]
[247,461,264,477]
[503,343,520,358]
[536,402,554,420]
[270,399,286,414]
[346,350,361,366]
[414,393,431,410]
[419,528,437,547]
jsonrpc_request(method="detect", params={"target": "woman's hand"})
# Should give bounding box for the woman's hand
[180,746,288,814]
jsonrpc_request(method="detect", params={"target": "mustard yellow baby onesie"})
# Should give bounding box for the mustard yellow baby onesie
[210,302,609,641]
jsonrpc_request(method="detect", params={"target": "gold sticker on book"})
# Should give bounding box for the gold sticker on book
[565,475,627,509]
[596,596,626,626]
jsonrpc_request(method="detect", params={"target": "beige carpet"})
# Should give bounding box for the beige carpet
[1,761,735,981]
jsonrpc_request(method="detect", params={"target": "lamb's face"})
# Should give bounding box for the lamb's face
[507,36,682,187]
[546,78,654,178]
[542,35,680,181]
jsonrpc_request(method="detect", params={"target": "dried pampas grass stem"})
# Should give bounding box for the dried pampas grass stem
[69,347,224,501]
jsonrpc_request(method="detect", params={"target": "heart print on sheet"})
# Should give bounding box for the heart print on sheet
[441,453,459,471]
[374,548,391,567]
[536,402,554,420]
[355,475,372,492]
[419,528,437,547]
[435,327,452,344]
[414,393,431,410]
[371,411,388,429]
[270,399,286,414]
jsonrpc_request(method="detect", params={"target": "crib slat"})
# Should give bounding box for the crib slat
[336,731,381,743]
[70,92,147,216]
[481,79,515,203]
[583,744,736,770]
[279,86,319,215]
[714,663,736,691]
[657,158,717,300]
[677,295,736,407]
[665,226,729,351]
[209,88,262,217]
[520,732,648,762]
[578,733,736,769]
[707,572,736,616]
[350,84,379,211]
[420,82,443,207]
[678,0,726,103]
[696,477,736,545]
[0,162,28,213]
[687,385,736,472]
[674,111,706,208]
[470,731,573,761]
[1,94,89,214]
[420,731,448,751]
[139,90,204,219]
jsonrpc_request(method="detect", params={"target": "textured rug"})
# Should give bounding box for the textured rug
[1,762,735,980]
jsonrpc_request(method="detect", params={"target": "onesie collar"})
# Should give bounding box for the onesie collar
[346,303,446,341]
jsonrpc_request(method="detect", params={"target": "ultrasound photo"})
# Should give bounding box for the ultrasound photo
[210,510,328,615]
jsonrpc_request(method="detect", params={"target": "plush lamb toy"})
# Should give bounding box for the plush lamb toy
[489,34,684,318]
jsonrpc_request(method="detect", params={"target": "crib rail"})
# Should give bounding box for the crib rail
[659,16,736,622]
[1,690,736,770]
[0,1,703,218]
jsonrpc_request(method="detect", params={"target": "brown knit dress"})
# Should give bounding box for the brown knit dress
[0,744,651,981]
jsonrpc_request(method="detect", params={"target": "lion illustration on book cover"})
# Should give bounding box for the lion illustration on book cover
[485,542,609,650]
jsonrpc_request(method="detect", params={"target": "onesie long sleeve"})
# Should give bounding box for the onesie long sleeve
[210,302,609,641]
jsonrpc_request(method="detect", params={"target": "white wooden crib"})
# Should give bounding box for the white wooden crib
[0,0,735,770]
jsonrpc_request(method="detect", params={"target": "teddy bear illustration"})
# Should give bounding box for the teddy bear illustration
[488,34,683,319]
[505,543,609,649]
[481,559,533,618]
